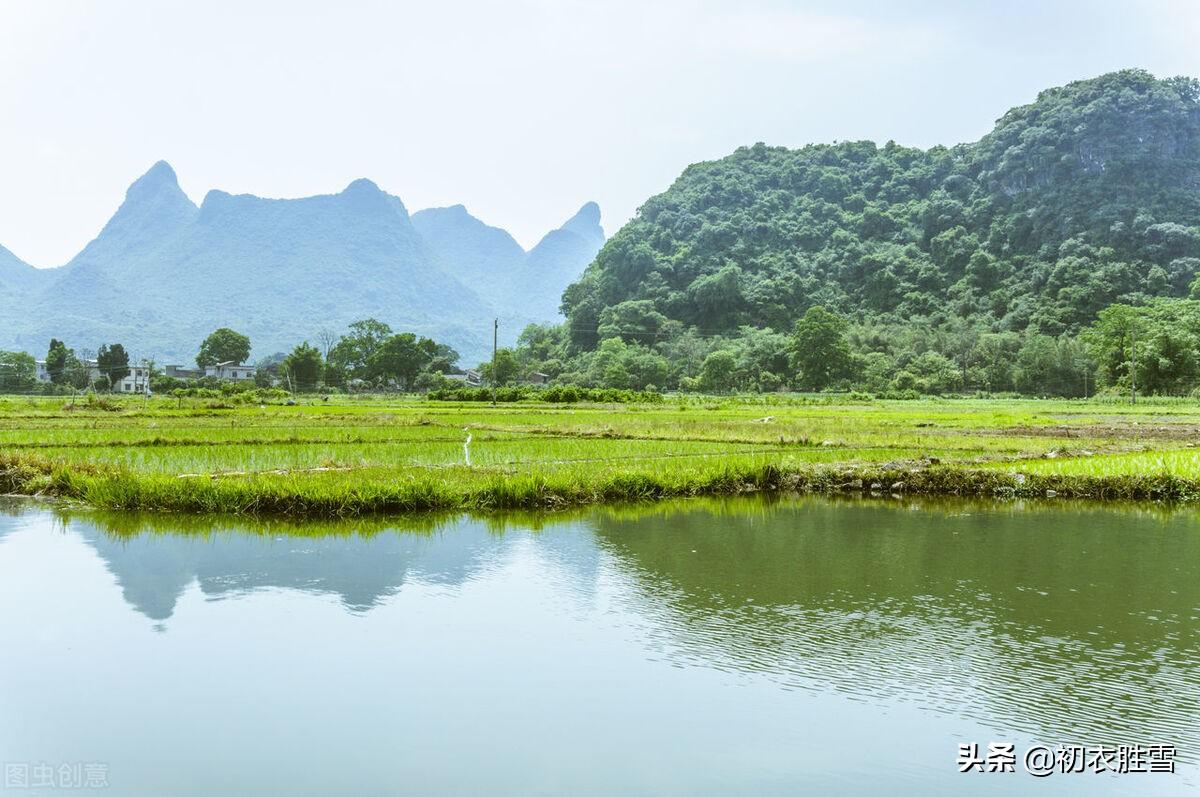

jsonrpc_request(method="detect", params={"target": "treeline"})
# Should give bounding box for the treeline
[428,386,665,403]
[9,297,1197,398]
[0,321,464,396]
[0,339,134,394]
[502,297,1200,397]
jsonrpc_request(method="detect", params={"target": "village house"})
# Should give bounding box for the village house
[164,364,204,380]
[34,358,102,384]
[205,361,257,381]
[444,368,483,387]
[114,364,153,394]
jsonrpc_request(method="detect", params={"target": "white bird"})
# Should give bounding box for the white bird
[463,427,473,466]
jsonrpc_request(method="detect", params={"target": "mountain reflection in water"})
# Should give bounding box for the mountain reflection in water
[1,495,1196,795]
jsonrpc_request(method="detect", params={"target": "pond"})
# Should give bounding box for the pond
[0,496,1197,795]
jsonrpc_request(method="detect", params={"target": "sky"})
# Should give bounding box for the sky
[2,0,1199,268]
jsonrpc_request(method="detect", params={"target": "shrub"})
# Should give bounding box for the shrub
[427,386,664,404]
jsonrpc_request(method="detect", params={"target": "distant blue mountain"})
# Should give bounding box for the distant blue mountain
[0,243,42,291]
[413,199,605,321]
[1,162,604,365]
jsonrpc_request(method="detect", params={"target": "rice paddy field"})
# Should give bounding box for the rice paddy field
[3,393,1200,516]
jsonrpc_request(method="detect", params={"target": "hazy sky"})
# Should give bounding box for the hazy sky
[2,0,1199,267]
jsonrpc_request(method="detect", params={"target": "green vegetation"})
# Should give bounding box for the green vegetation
[323,318,460,389]
[4,393,1200,517]
[96,343,130,390]
[0,351,36,392]
[493,71,1200,396]
[196,328,252,367]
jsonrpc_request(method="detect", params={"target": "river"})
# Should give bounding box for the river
[0,496,1196,794]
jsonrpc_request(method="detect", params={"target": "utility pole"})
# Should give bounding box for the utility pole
[1130,323,1137,405]
[491,318,499,407]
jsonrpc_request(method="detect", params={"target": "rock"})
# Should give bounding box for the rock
[891,481,905,491]
[870,482,882,490]
[846,479,863,490]
[1045,489,1058,497]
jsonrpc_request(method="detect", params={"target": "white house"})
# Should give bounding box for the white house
[34,358,103,384]
[204,361,257,381]
[114,365,153,394]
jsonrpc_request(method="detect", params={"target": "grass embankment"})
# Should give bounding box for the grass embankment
[3,394,1200,516]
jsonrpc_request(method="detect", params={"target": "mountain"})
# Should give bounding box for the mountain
[0,166,603,365]
[0,245,43,330]
[0,244,41,291]
[413,200,605,322]
[563,70,1200,349]
[411,204,527,289]
[524,202,605,319]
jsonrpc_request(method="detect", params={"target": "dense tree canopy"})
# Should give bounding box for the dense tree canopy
[97,344,131,390]
[565,71,1200,348]
[197,328,252,368]
[282,343,323,392]
[486,71,1200,397]
[0,351,36,391]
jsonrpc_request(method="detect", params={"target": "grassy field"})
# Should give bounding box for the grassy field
[2,393,1200,516]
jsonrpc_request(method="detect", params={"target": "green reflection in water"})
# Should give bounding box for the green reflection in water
[31,493,1200,766]
[583,495,1200,758]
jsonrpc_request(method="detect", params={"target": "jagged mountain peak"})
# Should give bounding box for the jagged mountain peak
[63,161,198,269]
[121,160,192,211]
[559,201,604,245]
[3,163,602,363]
[568,201,600,226]
[134,159,179,187]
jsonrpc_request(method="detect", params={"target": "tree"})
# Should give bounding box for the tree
[622,345,668,390]
[1082,304,1142,394]
[197,328,251,368]
[970,333,1020,392]
[1083,299,1200,395]
[97,344,130,390]
[282,343,323,392]
[698,350,737,393]
[790,306,852,390]
[368,333,428,389]
[63,354,92,390]
[420,338,459,374]
[45,342,95,391]
[327,318,393,379]
[0,351,36,392]
[597,300,668,343]
[45,339,70,386]
[480,348,520,387]
[908,351,962,394]
[316,328,338,360]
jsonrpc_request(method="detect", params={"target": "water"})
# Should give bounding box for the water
[0,496,1197,795]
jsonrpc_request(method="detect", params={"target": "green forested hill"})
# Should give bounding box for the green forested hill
[563,70,1200,349]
